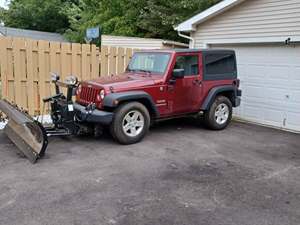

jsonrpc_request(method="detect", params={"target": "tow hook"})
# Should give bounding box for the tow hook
[86,103,96,114]
[0,111,6,122]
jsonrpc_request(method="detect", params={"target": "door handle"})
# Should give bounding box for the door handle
[193,79,202,86]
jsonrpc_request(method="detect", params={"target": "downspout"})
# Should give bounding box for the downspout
[178,31,195,48]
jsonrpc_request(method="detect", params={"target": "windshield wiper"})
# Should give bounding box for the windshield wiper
[128,69,152,74]
[137,69,152,74]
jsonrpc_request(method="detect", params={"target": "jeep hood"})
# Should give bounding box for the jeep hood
[82,73,161,92]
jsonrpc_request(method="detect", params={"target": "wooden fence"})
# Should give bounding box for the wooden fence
[0,37,135,115]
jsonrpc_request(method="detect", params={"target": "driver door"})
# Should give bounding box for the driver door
[168,53,203,115]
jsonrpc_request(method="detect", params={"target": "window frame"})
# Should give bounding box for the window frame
[202,50,237,81]
[127,52,172,75]
[173,53,200,77]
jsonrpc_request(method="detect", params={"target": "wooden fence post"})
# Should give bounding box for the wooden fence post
[81,44,91,80]
[91,44,99,79]
[108,47,117,76]
[12,38,23,108]
[49,42,61,97]
[71,43,82,79]
[100,46,108,77]
[26,39,35,115]
[0,37,8,100]
[117,47,125,74]
[61,42,72,82]
[125,48,133,67]
[38,40,48,113]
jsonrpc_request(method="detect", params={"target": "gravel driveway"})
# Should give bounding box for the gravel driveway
[0,120,299,225]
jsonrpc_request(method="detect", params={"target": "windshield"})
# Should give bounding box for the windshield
[127,52,170,74]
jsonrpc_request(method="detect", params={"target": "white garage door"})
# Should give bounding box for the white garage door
[212,44,300,132]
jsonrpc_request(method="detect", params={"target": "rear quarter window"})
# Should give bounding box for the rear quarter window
[203,52,237,80]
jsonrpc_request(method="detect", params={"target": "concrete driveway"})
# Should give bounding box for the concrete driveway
[0,120,299,225]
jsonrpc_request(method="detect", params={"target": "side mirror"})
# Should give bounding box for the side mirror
[172,69,185,79]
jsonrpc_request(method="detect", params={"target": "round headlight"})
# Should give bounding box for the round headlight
[100,89,105,99]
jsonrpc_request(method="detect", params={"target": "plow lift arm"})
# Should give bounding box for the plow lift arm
[0,73,79,164]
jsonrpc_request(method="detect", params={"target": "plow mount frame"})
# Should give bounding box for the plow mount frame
[0,74,81,164]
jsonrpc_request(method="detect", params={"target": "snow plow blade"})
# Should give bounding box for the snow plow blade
[0,100,48,164]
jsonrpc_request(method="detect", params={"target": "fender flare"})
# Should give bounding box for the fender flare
[201,85,237,110]
[103,91,160,118]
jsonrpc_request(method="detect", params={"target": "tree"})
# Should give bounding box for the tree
[64,0,147,42]
[0,0,79,33]
[138,0,220,40]
[1,0,220,42]
[64,0,220,42]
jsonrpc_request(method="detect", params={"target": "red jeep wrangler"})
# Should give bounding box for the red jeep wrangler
[74,49,242,144]
[0,49,242,163]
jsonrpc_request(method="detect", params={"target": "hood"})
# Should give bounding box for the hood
[82,73,162,92]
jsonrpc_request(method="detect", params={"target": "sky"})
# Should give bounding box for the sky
[0,0,9,9]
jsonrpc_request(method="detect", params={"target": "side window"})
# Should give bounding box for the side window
[174,55,199,76]
[205,53,236,75]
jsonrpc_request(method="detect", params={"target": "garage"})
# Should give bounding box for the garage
[212,44,300,132]
[175,0,300,132]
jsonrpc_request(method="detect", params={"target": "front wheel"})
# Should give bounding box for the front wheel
[110,102,150,144]
[204,96,232,130]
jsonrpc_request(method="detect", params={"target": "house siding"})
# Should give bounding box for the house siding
[101,35,188,49]
[102,35,163,49]
[192,0,300,47]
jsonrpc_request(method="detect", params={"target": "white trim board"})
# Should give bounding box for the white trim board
[233,117,300,134]
[202,37,300,46]
[175,0,246,32]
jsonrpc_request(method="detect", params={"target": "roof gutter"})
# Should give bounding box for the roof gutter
[177,31,194,48]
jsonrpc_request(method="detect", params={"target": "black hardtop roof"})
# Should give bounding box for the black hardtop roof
[138,48,235,54]
[174,48,234,53]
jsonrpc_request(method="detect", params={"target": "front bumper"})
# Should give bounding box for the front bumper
[74,103,113,125]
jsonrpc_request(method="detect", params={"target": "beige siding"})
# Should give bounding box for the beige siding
[102,35,163,49]
[102,35,188,49]
[192,0,300,47]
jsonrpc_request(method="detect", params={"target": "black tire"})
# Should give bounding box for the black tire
[204,96,232,130]
[110,102,150,144]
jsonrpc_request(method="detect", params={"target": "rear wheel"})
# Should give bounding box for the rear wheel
[110,102,150,144]
[204,96,232,130]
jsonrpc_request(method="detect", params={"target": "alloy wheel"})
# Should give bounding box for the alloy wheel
[214,103,229,125]
[122,110,145,137]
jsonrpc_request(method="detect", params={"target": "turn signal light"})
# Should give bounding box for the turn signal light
[76,85,82,96]
[100,90,105,99]
[96,90,105,102]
